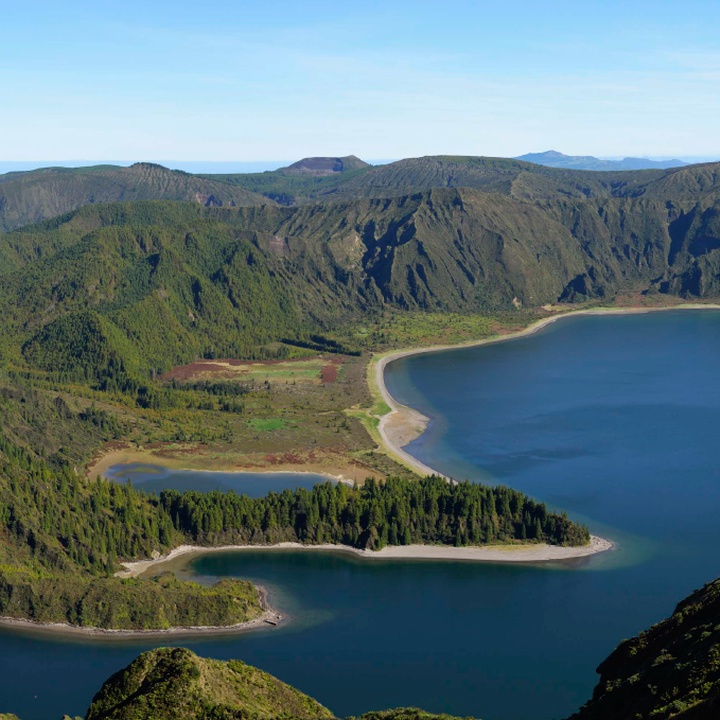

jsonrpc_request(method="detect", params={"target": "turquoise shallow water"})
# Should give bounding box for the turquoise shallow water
[2,310,720,720]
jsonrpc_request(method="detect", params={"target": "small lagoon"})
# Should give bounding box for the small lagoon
[104,463,336,496]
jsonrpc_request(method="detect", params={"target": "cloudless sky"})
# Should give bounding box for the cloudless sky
[2,0,720,162]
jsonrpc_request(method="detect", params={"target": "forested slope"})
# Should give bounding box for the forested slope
[2,178,720,382]
[0,374,588,630]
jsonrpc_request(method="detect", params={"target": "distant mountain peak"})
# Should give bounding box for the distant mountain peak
[129,161,171,171]
[527,150,568,160]
[516,150,688,172]
[281,155,370,175]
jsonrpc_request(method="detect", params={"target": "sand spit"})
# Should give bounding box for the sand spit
[116,535,613,580]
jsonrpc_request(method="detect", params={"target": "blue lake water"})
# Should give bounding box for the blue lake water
[104,463,335,496]
[2,310,720,720]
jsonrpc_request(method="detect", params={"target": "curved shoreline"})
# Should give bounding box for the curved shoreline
[88,448,360,485]
[116,535,614,580]
[372,303,720,477]
[0,585,284,639]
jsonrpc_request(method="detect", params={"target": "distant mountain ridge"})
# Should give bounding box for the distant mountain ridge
[2,153,718,230]
[516,149,689,171]
[2,157,720,377]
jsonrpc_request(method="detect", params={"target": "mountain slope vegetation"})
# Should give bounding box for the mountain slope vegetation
[4,155,719,229]
[0,163,273,232]
[570,576,720,719]
[84,648,335,720]
[2,170,720,380]
[0,155,719,714]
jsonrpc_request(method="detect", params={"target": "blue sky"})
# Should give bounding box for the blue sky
[2,0,720,162]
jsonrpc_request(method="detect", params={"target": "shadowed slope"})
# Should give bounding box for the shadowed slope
[570,577,720,720]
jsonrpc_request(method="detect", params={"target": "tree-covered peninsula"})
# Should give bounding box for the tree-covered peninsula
[0,438,588,629]
[0,377,588,631]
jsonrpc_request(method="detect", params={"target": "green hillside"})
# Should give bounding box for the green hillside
[4,154,714,228]
[84,648,335,720]
[570,576,720,720]
[210,154,671,205]
[0,154,719,643]
[0,163,273,232]
[2,173,720,381]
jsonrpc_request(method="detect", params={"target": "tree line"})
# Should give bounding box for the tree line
[159,476,590,550]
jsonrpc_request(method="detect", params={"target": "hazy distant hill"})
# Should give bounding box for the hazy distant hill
[205,154,669,206]
[210,154,720,207]
[280,155,371,175]
[0,162,272,231]
[516,150,688,171]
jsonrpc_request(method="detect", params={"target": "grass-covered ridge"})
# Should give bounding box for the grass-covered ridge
[3,160,720,383]
[0,162,273,232]
[84,648,335,720]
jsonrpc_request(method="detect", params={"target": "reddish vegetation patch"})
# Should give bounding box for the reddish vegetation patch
[321,356,345,383]
[263,452,305,465]
[162,356,346,383]
[155,445,209,457]
[161,361,239,381]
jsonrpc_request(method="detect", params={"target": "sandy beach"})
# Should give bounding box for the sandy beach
[6,535,611,639]
[372,303,720,477]
[116,535,613,580]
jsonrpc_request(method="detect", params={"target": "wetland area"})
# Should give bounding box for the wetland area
[2,310,720,720]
